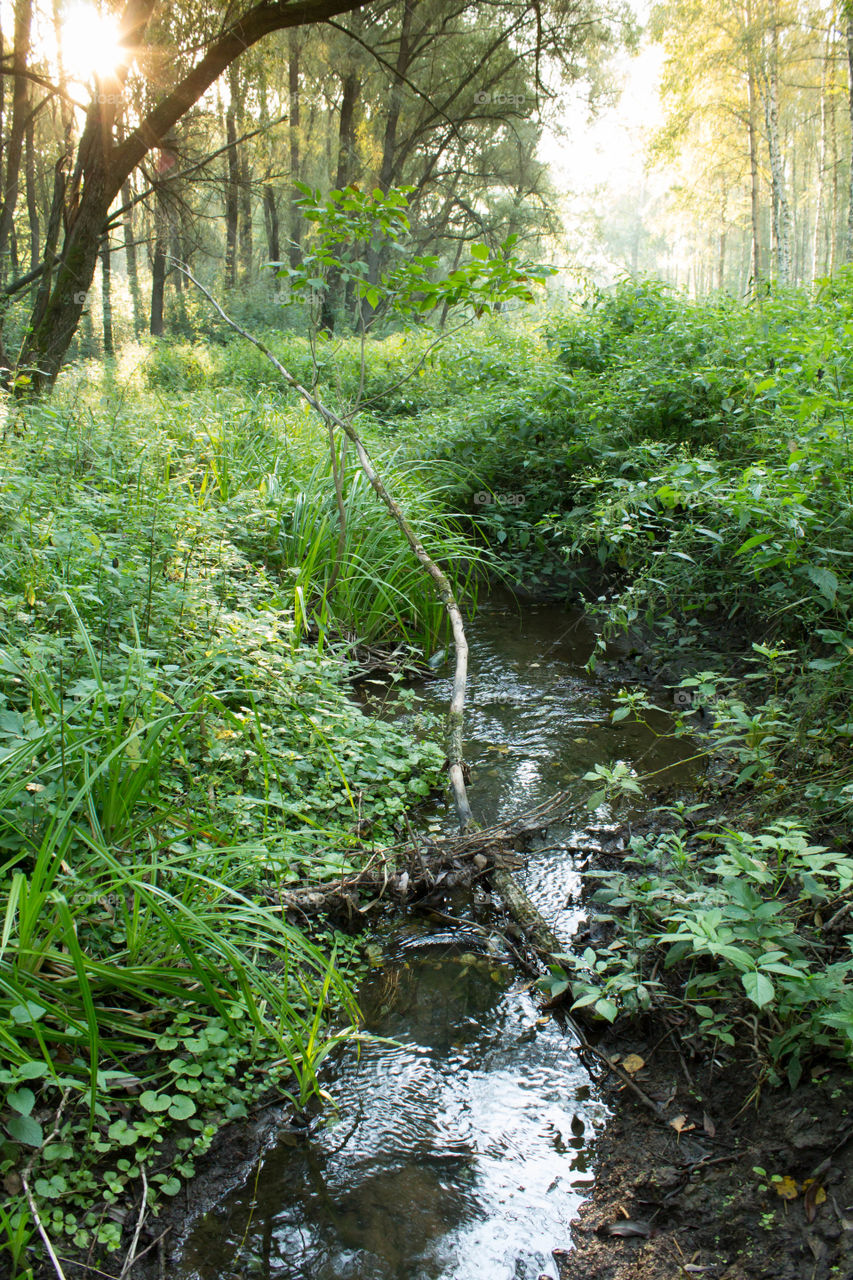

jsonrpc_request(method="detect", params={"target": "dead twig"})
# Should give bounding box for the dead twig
[118,1165,148,1280]
[21,1091,72,1280]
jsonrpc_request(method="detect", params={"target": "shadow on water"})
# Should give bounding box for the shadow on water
[175,597,697,1280]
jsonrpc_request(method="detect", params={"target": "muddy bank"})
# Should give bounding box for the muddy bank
[557,1032,853,1280]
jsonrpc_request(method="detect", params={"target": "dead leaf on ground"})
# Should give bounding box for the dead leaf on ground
[670,1114,695,1134]
[703,1112,716,1138]
[622,1053,645,1075]
[774,1175,799,1200]
[806,1234,827,1261]
[803,1179,827,1222]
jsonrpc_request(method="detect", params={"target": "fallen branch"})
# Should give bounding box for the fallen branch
[173,261,475,831]
[270,789,574,918]
[118,1165,148,1280]
[21,1092,72,1280]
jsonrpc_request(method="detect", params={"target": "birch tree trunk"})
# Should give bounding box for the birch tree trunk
[840,6,845,262]
[747,62,762,286]
[758,16,793,285]
[224,83,239,290]
[100,237,114,356]
[813,35,828,279]
[121,179,144,337]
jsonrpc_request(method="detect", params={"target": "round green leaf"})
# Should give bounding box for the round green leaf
[139,1091,171,1113]
[168,1095,197,1121]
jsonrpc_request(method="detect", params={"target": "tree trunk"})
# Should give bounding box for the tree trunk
[840,8,845,259]
[24,112,38,274]
[150,197,167,336]
[759,16,793,285]
[101,237,114,356]
[238,108,253,280]
[224,94,239,290]
[121,179,144,337]
[263,185,280,263]
[288,29,302,269]
[747,62,762,285]
[813,35,828,279]
[0,0,33,284]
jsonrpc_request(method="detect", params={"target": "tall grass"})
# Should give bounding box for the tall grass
[263,448,481,652]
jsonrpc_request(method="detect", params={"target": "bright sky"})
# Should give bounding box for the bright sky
[538,6,670,282]
[541,40,665,196]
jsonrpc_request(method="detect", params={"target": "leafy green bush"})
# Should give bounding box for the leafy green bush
[550,816,853,1087]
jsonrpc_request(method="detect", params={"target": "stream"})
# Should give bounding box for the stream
[175,598,695,1280]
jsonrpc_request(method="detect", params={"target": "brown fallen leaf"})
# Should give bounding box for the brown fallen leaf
[703,1112,716,1138]
[670,1114,695,1134]
[622,1053,646,1076]
[3,1171,22,1195]
[803,1179,827,1222]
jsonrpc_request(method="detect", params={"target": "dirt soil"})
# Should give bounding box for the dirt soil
[556,1032,853,1280]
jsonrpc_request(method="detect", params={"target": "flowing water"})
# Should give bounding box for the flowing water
[176,598,695,1280]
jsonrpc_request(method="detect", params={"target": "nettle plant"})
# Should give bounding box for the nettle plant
[547,814,853,1085]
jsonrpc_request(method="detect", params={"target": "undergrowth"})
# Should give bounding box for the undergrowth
[0,375,476,1276]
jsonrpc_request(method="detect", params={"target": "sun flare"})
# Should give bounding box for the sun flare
[61,3,124,83]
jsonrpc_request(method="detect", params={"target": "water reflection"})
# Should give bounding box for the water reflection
[177,945,606,1280]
